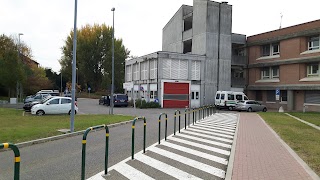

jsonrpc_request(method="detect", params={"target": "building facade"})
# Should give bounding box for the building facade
[124,0,246,108]
[246,20,320,111]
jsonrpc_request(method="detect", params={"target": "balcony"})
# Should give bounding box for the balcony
[232,55,247,66]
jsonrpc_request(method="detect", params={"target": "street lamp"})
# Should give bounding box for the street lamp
[70,0,78,132]
[17,33,23,102]
[110,7,115,115]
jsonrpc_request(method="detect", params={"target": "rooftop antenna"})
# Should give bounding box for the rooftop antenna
[279,13,283,29]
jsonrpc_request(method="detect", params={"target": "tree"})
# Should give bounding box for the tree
[60,24,130,93]
[0,34,25,97]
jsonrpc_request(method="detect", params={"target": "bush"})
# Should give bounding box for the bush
[134,99,160,109]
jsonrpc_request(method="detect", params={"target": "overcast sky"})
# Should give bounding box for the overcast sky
[1,0,319,72]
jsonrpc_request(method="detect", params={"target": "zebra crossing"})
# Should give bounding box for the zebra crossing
[88,113,238,180]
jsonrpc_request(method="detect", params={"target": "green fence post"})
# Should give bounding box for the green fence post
[0,143,20,180]
[105,125,109,175]
[131,118,136,160]
[174,110,180,135]
[81,125,106,180]
[184,108,187,129]
[158,113,167,144]
[143,117,146,153]
[192,108,195,125]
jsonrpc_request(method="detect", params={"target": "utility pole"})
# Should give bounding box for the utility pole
[110,7,115,115]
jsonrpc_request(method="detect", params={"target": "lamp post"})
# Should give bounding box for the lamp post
[110,7,115,115]
[60,71,63,96]
[70,0,78,132]
[17,33,23,102]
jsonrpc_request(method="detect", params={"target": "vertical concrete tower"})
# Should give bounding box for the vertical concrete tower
[192,0,232,104]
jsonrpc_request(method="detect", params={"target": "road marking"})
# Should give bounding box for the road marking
[183,130,233,143]
[189,126,234,139]
[199,120,237,126]
[161,141,228,165]
[150,146,226,178]
[113,162,155,180]
[135,153,202,180]
[170,136,230,156]
[191,125,235,135]
[191,123,235,132]
[176,133,232,148]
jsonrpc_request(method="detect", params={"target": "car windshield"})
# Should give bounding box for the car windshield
[115,95,128,100]
[40,96,53,104]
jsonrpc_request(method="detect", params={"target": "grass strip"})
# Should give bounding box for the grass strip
[288,112,320,127]
[259,112,320,176]
[0,108,133,144]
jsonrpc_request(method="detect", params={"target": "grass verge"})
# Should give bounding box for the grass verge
[288,112,320,127]
[0,108,134,144]
[258,112,320,176]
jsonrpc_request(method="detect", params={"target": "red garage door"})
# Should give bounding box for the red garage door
[163,82,189,108]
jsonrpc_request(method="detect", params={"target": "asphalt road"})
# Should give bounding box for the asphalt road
[0,98,191,180]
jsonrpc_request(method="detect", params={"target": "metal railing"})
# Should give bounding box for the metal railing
[174,110,181,134]
[0,143,20,180]
[131,117,147,159]
[81,125,109,180]
[158,113,168,144]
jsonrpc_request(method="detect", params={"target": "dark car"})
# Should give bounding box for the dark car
[113,94,128,107]
[99,96,110,105]
[23,96,53,112]
[99,94,128,107]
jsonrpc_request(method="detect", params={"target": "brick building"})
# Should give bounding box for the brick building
[246,19,320,111]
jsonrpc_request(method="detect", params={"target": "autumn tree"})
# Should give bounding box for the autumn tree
[60,24,130,93]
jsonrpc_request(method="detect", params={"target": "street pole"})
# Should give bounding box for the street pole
[70,0,78,132]
[17,33,23,103]
[110,7,115,115]
[60,71,63,96]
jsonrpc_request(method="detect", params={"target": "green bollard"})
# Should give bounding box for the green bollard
[0,143,20,180]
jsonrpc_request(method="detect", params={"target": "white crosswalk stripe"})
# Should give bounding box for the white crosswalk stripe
[113,162,155,180]
[149,146,226,178]
[88,113,239,180]
[182,130,233,143]
[135,153,202,180]
[175,133,232,148]
[160,141,228,165]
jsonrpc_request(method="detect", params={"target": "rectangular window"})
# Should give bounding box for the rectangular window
[262,45,270,57]
[191,92,195,100]
[267,90,275,102]
[196,92,199,99]
[261,66,279,79]
[280,90,287,102]
[261,67,270,79]
[307,63,319,77]
[308,36,320,50]
[261,43,280,56]
[227,94,234,100]
[215,93,220,99]
[305,90,320,104]
[272,43,280,55]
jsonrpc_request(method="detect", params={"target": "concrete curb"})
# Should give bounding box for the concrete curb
[285,113,320,131]
[258,114,320,180]
[0,118,139,152]
[225,113,240,180]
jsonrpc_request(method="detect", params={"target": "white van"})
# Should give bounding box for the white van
[215,91,248,110]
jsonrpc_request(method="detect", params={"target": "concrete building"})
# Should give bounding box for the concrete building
[246,19,320,111]
[124,0,246,108]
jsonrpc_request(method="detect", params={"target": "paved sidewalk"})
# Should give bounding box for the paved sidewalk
[232,113,316,180]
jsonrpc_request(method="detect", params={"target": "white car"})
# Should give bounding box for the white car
[31,96,78,116]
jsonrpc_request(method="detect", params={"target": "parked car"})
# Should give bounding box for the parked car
[215,91,248,110]
[99,96,109,105]
[114,94,128,107]
[98,94,128,107]
[234,100,267,112]
[31,96,78,116]
[23,95,53,112]
[24,93,50,104]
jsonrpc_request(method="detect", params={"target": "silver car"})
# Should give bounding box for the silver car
[235,100,267,112]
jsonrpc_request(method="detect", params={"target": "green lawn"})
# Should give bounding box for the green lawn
[259,112,320,176]
[288,112,320,127]
[0,108,134,144]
